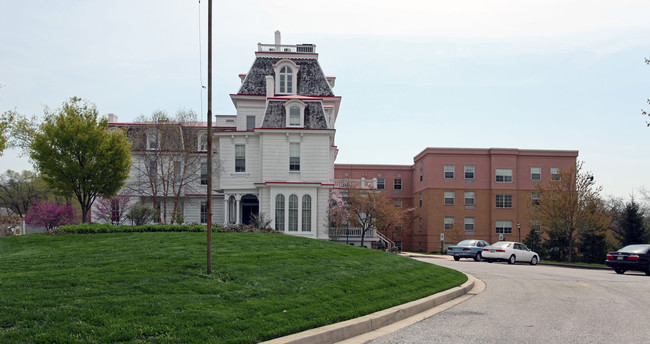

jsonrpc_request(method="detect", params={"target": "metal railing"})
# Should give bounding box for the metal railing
[334,178,377,189]
[257,43,317,53]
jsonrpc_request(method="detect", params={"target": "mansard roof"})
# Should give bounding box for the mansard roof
[261,101,328,129]
[238,57,334,97]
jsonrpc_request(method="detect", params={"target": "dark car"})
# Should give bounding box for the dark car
[605,244,650,275]
[447,240,490,261]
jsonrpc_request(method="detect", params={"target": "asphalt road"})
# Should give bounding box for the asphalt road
[367,257,650,344]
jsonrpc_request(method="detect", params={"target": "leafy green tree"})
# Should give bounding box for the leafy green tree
[0,109,39,157]
[0,170,49,218]
[577,197,611,263]
[523,226,544,257]
[611,198,648,247]
[30,97,132,223]
[0,111,10,155]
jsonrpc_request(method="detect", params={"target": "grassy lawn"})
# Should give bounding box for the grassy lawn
[0,232,466,343]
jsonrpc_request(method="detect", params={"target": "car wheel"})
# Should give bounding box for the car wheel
[474,252,482,262]
[614,268,625,275]
[530,256,538,265]
[508,255,516,264]
[646,266,650,276]
[453,256,460,261]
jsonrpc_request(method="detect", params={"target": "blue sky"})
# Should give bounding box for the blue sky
[1,0,649,199]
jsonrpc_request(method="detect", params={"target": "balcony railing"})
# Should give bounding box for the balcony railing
[334,178,377,189]
[257,43,316,53]
[342,228,374,238]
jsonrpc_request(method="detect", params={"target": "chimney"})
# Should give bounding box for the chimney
[265,75,274,97]
[107,113,118,123]
[275,30,281,46]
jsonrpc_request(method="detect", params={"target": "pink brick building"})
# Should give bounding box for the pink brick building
[335,147,578,252]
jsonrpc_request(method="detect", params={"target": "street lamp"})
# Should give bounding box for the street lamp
[517,222,521,242]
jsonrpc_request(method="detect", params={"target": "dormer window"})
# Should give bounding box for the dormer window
[146,131,160,150]
[273,59,299,95]
[283,99,305,127]
[280,66,293,93]
[198,133,207,152]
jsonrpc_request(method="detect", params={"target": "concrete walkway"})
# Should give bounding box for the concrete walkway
[262,253,483,344]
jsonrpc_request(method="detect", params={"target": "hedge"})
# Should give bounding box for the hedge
[55,224,280,234]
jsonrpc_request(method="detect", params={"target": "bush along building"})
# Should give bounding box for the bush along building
[106,32,340,241]
[104,32,578,252]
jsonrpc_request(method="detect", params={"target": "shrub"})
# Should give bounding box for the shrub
[125,205,159,226]
[25,200,77,231]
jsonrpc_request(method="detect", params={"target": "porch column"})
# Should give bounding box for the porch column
[223,194,230,226]
[235,194,242,225]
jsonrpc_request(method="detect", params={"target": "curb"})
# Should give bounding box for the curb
[539,262,610,270]
[262,276,476,344]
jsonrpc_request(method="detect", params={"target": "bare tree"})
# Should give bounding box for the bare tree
[123,109,208,224]
[527,161,610,262]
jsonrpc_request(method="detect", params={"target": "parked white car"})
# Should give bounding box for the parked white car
[482,241,539,265]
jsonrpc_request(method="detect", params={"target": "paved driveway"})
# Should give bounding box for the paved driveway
[366,258,650,344]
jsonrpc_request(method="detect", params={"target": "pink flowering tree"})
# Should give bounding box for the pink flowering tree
[93,194,132,225]
[25,200,77,231]
[326,190,350,241]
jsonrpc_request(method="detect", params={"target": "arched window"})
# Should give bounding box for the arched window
[198,134,207,152]
[289,106,300,126]
[273,59,299,95]
[288,194,298,232]
[280,66,293,93]
[302,195,311,232]
[275,194,285,231]
[283,100,305,128]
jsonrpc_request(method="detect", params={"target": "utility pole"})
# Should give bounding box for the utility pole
[206,0,213,275]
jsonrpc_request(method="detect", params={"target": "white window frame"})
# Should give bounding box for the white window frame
[496,220,513,234]
[531,166,541,181]
[464,217,475,232]
[289,142,300,172]
[273,59,300,95]
[246,116,255,131]
[444,217,455,231]
[551,167,560,180]
[531,192,540,205]
[444,165,455,179]
[464,191,475,206]
[235,144,246,173]
[198,133,207,152]
[464,165,475,179]
[496,194,513,208]
[283,99,306,128]
[301,195,311,232]
[444,191,455,205]
[288,194,298,232]
[173,161,181,183]
[200,162,208,185]
[146,131,160,150]
[394,179,402,190]
[275,194,285,231]
[200,201,208,224]
[496,169,513,183]
[377,178,385,190]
